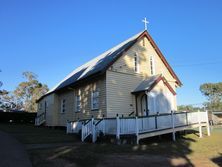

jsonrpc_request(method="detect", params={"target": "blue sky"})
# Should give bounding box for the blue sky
[0,0,222,106]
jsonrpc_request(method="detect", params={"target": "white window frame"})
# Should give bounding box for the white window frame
[75,95,81,112]
[60,99,66,113]
[39,103,42,110]
[150,55,155,75]
[134,53,139,73]
[91,91,99,110]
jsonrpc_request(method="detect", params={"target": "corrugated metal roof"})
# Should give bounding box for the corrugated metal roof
[132,74,161,93]
[47,30,145,94]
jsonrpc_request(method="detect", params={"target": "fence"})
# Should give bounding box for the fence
[67,110,210,143]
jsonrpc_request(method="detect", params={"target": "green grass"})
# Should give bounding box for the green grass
[0,123,222,167]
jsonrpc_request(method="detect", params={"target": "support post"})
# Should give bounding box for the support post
[92,122,96,143]
[135,116,139,144]
[91,116,94,129]
[205,110,211,136]
[91,116,94,142]
[116,114,120,140]
[66,120,69,134]
[81,122,84,142]
[185,111,188,126]
[198,110,203,138]
[155,113,158,129]
[102,115,105,135]
[171,110,176,141]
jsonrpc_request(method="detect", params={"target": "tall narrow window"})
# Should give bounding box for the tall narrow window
[61,99,66,113]
[44,101,48,113]
[39,103,42,110]
[150,55,155,75]
[75,95,81,112]
[134,53,139,73]
[91,91,99,110]
[45,101,48,108]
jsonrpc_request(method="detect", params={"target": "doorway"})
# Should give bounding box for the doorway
[141,94,148,116]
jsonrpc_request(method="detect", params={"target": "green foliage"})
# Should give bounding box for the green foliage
[0,70,11,111]
[14,71,49,112]
[200,82,222,111]
[177,105,202,112]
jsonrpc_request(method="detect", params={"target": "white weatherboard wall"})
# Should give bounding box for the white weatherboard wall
[106,70,142,117]
[148,80,175,115]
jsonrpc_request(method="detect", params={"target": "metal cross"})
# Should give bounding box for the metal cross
[142,17,149,30]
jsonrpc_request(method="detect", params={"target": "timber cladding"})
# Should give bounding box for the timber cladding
[40,75,107,126]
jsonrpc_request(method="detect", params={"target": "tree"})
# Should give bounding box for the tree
[177,105,202,112]
[14,72,48,112]
[200,82,222,111]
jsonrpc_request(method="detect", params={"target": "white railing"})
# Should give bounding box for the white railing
[35,112,46,126]
[67,110,210,143]
[81,119,93,142]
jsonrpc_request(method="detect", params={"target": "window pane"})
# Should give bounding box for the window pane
[91,91,99,110]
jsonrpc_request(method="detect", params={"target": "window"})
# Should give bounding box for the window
[39,103,42,110]
[61,99,66,113]
[134,53,139,73]
[150,55,155,75]
[91,91,99,110]
[45,101,48,108]
[75,95,81,112]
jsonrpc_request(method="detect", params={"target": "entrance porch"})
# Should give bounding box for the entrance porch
[132,74,176,117]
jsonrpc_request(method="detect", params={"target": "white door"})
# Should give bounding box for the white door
[141,95,147,116]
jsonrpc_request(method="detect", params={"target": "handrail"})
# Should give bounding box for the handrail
[95,119,103,126]
[84,119,91,126]
[129,111,134,116]
[78,111,206,123]
[69,110,209,143]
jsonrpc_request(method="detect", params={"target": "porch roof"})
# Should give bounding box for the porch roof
[131,74,176,95]
[132,74,161,94]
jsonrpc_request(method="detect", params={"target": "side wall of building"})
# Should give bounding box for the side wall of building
[37,76,107,126]
[37,93,59,126]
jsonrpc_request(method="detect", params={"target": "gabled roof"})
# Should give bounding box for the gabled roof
[37,30,181,102]
[132,74,176,95]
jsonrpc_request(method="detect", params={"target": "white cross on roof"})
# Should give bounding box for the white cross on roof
[142,17,149,30]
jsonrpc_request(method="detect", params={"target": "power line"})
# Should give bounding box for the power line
[172,61,222,67]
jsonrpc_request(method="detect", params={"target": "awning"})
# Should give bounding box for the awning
[132,74,176,95]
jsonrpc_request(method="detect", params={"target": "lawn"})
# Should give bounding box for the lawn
[0,123,222,167]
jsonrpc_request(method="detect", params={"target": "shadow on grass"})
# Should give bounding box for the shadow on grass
[31,132,198,167]
[0,123,202,167]
[0,123,79,144]
[211,153,222,167]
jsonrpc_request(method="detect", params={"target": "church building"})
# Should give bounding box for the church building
[36,28,182,127]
